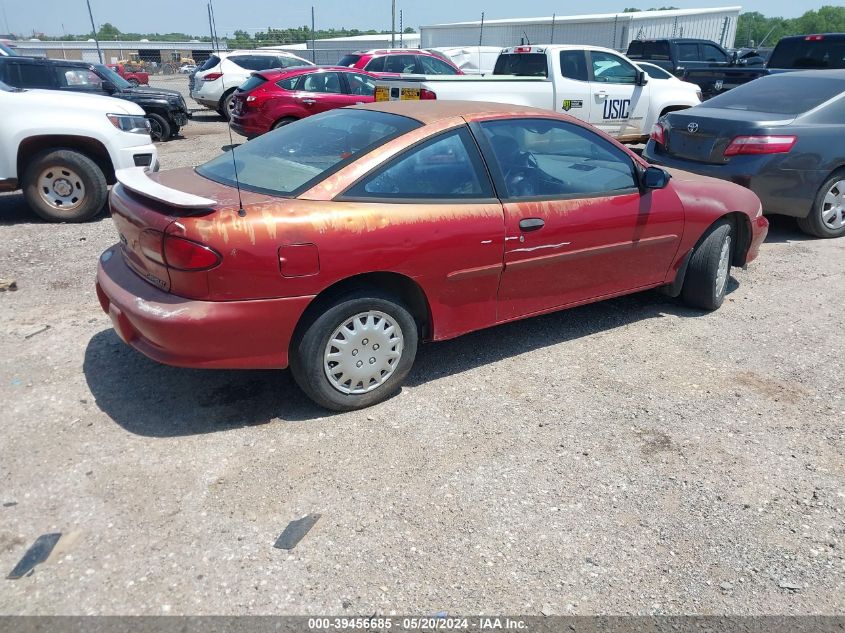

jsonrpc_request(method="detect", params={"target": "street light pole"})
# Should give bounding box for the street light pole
[85,0,103,63]
[391,0,395,48]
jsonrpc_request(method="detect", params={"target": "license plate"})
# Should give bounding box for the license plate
[374,86,389,102]
[400,87,420,100]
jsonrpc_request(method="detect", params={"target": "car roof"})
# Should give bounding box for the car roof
[777,33,845,41]
[356,49,434,56]
[3,56,90,66]
[257,65,366,78]
[355,100,565,124]
[222,49,305,57]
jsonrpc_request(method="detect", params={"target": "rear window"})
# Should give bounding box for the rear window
[705,74,845,115]
[493,53,548,77]
[768,37,845,69]
[199,55,220,71]
[627,40,670,60]
[196,109,420,197]
[0,43,17,56]
[338,54,362,67]
[238,75,267,92]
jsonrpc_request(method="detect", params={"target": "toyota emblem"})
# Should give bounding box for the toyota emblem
[687,122,699,133]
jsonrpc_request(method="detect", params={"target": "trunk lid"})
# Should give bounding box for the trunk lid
[661,107,794,164]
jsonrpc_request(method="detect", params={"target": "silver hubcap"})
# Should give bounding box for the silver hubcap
[38,167,85,211]
[715,234,731,296]
[324,311,403,395]
[821,179,845,230]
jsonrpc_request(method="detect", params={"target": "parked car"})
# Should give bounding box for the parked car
[107,63,149,86]
[179,64,197,74]
[636,61,703,96]
[337,48,463,75]
[96,101,767,410]
[230,66,377,138]
[645,70,845,238]
[0,57,189,141]
[626,38,765,77]
[374,45,701,142]
[0,79,157,222]
[191,50,314,120]
[683,33,845,99]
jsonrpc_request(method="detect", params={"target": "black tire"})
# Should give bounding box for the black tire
[219,91,236,121]
[146,113,171,142]
[290,292,419,411]
[681,219,733,311]
[22,149,107,223]
[273,117,297,130]
[796,169,845,239]
[127,78,140,87]
[169,125,181,138]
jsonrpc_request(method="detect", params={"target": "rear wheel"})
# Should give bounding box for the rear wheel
[146,113,171,142]
[797,170,845,238]
[219,91,236,121]
[290,293,418,411]
[681,219,733,311]
[22,149,107,223]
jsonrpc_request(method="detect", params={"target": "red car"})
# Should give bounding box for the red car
[338,49,463,75]
[107,63,149,86]
[96,102,768,411]
[230,66,378,138]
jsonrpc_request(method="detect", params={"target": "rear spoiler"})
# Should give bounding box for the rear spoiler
[115,167,216,209]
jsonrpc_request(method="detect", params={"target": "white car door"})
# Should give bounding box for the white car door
[587,50,650,139]
[552,49,592,122]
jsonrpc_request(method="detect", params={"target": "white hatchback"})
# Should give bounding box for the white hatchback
[191,50,314,119]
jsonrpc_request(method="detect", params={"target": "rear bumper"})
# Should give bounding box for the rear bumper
[644,141,821,218]
[746,214,768,264]
[96,246,315,369]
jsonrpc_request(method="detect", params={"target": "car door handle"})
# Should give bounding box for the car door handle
[596,90,608,99]
[519,218,545,232]
[301,98,316,105]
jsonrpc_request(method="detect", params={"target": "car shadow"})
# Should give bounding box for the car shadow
[763,214,816,243]
[0,192,111,226]
[83,290,716,438]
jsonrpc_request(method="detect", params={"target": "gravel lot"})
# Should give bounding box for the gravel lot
[0,76,843,615]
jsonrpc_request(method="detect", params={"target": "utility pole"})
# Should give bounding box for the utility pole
[479,12,484,46]
[85,0,102,63]
[207,3,215,51]
[550,13,556,44]
[391,0,395,48]
[399,10,403,47]
[311,6,316,63]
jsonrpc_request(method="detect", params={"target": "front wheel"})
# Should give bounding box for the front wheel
[146,113,171,142]
[290,293,418,411]
[22,149,107,223]
[681,220,733,311]
[797,170,845,238]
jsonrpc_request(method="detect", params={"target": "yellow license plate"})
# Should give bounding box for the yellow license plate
[400,87,420,100]
[374,86,389,101]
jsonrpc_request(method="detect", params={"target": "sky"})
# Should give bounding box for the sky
[0,0,827,37]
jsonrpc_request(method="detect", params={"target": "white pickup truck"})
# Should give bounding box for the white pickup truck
[374,44,702,143]
[0,79,158,222]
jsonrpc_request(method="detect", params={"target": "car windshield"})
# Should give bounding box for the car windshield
[196,109,421,197]
[0,42,17,56]
[493,53,548,77]
[768,37,845,69]
[705,74,845,115]
[94,64,131,89]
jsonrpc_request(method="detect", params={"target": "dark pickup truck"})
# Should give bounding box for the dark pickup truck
[626,38,765,77]
[682,33,845,99]
[0,56,189,140]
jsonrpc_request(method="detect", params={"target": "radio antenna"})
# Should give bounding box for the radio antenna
[208,0,246,216]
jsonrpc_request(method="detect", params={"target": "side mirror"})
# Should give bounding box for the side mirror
[635,69,648,86]
[102,80,117,93]
[642,166,670,190]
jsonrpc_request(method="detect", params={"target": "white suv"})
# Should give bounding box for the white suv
[191,50,313,119]
[0,80,158,222]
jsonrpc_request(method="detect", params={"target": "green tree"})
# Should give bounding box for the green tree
[97,22,120,39]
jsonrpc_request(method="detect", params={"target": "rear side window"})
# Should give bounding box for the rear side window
[277,76,299,90]
[364,56,385,72]
[16,63,54,88]
[628,41,670,60]
[300,72,343,93]
[705,74,845,115]
[493,53,548,77]
[344,127,493,200]
[418,55,459,75]
[677,43,699,62]
[383,55,418,73]
[239,75,267,92]
[346,72,375,96]
[199,55,220,71]
[559,51,588,81]
[0,60,19,84]
[768,38,845,69]
[230,55,278,71]
[338,54,362,67]
[276,56,305,69]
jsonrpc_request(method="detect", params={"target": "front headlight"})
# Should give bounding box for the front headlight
[107,113,151,135]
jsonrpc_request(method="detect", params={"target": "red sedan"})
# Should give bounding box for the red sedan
[96,102,768,411]
[230,66,378,138]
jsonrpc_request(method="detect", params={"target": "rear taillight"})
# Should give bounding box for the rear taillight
[514,46,532,53]
[164,236,221,271]
[804,34,825,41]
[724,135,797,157]
[650,121,666,146]
[202,72,223,81]
[139,230,221,271]
[420,88,437,100]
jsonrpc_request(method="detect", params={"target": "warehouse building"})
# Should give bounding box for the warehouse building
[421,6,741,51]
[7,39,224,68]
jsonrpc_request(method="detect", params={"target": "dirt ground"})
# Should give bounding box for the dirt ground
[0,76,843,615]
